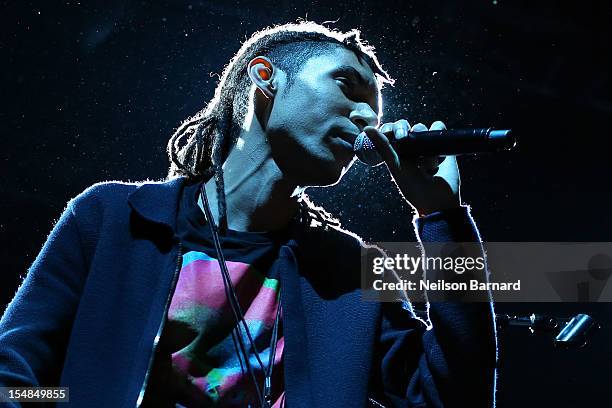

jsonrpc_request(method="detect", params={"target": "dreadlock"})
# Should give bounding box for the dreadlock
[167,21,393,231]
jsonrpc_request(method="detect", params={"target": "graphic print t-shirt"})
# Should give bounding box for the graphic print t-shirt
[153,181,287,407]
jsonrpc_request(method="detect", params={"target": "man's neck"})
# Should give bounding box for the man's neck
[201,132,299,233]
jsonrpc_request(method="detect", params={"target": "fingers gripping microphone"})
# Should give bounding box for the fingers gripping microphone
[353,128,515,166]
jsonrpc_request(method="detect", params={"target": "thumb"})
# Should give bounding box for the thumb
[363,126,401,171]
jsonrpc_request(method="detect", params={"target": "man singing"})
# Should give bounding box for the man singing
[0,22,497,407]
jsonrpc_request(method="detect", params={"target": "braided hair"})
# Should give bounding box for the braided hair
[167,21,393,231]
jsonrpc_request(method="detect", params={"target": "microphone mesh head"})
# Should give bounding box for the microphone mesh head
[354,133,384,166]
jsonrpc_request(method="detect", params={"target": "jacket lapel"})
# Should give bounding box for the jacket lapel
[281,228,381,408]
[127,177,187,233]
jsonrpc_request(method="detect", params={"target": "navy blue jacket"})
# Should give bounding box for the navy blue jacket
[0,177,496,407]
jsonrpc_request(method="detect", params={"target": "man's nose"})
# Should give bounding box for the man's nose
[349,104,379,131]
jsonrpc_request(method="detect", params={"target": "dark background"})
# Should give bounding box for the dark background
[1,0,611,406]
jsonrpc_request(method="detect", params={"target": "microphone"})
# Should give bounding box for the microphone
[353,128,515,166]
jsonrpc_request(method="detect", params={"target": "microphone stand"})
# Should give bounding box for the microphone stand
[496,313,600,349]
[412,310,599,349]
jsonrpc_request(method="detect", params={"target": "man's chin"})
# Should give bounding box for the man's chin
[304,157,355,188]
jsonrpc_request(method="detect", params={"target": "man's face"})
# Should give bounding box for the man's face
[265,46,381,187]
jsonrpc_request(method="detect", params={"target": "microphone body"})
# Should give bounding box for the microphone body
[353,128,515,166]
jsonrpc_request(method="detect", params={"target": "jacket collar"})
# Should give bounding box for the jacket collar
[125,176,343,241]
[127,176,188,233]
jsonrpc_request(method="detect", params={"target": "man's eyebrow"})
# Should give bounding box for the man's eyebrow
[333,65,374,88]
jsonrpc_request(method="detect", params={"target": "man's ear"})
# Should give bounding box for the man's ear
[247,56,276,99]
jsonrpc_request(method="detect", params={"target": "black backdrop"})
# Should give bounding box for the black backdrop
[1,1,611,406]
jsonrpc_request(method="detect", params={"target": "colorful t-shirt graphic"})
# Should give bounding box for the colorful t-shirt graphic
[154,182,287,407]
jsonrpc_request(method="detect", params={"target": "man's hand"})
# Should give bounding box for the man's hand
[363,120,461,216]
